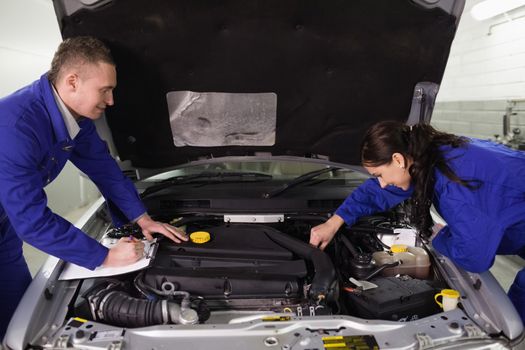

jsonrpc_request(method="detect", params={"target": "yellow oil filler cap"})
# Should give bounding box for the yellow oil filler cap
[190,231,211,244]
[390,244,408,253]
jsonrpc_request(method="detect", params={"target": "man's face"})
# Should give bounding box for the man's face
[68,62,116,120]
[364,154,412,191]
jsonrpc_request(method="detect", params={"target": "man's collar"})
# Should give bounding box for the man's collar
[50,84,80,140]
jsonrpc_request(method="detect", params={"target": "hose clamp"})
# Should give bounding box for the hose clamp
[161,300,169,324]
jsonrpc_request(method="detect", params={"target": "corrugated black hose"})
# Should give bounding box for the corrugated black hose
[84,280,200,327]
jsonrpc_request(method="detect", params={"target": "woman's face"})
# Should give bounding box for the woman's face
[363,153,412,191]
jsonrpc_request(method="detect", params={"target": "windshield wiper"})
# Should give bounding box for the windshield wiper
[140,171,272,198]
[262,167,340,199]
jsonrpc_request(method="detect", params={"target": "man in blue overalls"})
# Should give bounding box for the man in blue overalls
[0,36,188,338]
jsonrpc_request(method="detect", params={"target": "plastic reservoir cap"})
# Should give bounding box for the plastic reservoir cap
[390,244,408,253]
[189,231,211,244]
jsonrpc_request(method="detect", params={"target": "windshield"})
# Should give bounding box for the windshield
[143,160,369,183]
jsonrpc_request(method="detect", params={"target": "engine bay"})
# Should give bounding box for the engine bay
[71,209,446,328]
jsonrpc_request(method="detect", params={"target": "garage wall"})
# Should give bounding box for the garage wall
[438,0,525,101]
[0,0,101,216]
[432,99,525,140]
[432,0,525,140]
[0,0,60,96]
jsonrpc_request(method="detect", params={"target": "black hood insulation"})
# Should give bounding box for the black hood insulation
[54,0,459,168]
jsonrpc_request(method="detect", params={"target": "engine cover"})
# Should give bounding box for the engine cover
[143,224,308,299]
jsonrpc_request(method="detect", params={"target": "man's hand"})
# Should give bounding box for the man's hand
[137,214,188,243]
[309,214,345,250]
[103,236,145,267]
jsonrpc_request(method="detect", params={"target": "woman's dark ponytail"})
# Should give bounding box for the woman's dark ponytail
[361,121,475,239]
[407,123,470,238]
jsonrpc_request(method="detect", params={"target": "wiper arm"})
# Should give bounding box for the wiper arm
[141,171,272,198]
[262,167,340,199]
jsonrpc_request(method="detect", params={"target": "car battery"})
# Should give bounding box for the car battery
[346,276,441,321]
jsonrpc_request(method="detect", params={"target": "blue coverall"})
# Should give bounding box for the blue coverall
[335,138,525,322]
[0,74,146,338]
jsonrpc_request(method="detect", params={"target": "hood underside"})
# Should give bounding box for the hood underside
[53,0,463,168]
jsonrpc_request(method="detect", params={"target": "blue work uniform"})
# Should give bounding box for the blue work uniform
[335,138,525,322]
[0,74,146,338]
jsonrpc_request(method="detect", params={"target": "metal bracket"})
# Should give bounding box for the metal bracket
[108,340,124,350]
[224,214,284,223]
[407,82,439,126]
[464,324,487,338]
[55,334,71,349]
[416,332,434,349]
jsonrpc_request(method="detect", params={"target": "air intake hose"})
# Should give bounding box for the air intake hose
[263,227,336,300]
[85,282,199,327]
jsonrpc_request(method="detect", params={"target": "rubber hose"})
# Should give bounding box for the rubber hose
[363,261,400,281]
[264,228,335,299]
[340,234,360,258]
[97,290,167,327]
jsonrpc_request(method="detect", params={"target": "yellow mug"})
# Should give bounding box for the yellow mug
[434,289,460,311]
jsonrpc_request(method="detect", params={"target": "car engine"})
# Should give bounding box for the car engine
[73,211,443,328]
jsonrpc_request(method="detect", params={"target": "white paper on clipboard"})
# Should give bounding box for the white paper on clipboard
[59,239,158,280]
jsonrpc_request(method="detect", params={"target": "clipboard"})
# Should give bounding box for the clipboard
[59,238,158,280]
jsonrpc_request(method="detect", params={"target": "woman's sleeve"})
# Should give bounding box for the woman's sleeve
[432,200,502,273]
[335,178,413,226]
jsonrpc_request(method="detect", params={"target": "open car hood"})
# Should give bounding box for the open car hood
[53,0,464,168]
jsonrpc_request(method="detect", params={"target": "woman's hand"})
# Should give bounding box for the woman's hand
[309,215,345,250]
[103,236,145,267]
[431,223,445,239]
[136,214,188,243]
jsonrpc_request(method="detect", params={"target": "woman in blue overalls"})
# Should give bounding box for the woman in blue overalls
[0,37,187,340]
[310,120,525,322]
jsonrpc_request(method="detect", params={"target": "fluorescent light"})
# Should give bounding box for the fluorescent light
[471,0,525,21]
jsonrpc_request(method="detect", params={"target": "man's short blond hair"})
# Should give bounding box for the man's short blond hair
[48,36,115,84]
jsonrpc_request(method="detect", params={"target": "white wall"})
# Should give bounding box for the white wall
[432,0,525,140]
[431,100,525,139]
[0,0,101,216]
[438,0,525,101]
[0,0,61,95]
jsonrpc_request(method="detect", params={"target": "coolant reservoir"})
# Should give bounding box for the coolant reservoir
[372,244,430,279]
